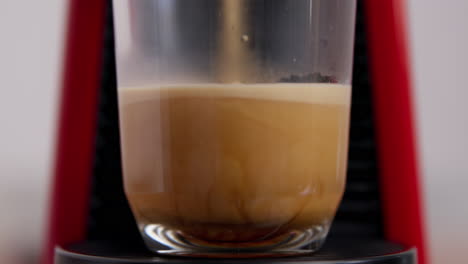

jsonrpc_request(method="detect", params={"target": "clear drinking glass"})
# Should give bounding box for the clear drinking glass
[113,0,356,257]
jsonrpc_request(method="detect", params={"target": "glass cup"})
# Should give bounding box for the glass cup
[113,0,356,257]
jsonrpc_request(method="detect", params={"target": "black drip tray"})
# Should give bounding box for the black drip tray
[55,240,416,264]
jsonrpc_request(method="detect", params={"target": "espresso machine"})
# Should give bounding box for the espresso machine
[42,0,427,263]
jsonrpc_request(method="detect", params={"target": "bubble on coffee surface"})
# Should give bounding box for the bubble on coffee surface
[279,73,337,83]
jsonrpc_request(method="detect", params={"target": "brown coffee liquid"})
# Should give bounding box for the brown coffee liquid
[118,83,350,243]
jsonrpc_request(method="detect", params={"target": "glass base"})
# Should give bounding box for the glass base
[140,224,329,258]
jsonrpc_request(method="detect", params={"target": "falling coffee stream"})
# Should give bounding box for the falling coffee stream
[214,1,302,241]
[214,0,252,228]
[217,0,253,83]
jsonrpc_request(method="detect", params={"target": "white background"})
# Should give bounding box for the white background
[0,1,467,263]
[408,0,468,263]
[0,1,64,263]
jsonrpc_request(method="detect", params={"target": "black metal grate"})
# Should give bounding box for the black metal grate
[87,1,143,245]
[87,0,383,243]
[329,1,383,239]
[56,240,415,264]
